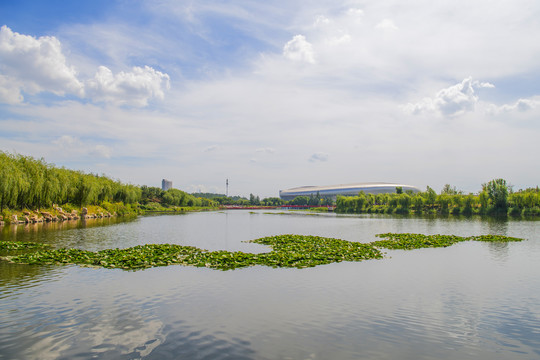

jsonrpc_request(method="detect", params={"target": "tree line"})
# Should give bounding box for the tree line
[140,186,214,209]
[0,152,142,211]
[0,152,214,212]
[3,152,538,217]
[210,193,332,207]
[335,179,540,216]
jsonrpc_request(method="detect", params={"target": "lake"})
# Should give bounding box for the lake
[1,210,539,359]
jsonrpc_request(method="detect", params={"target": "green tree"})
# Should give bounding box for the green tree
[423,186,437,208]
[290,196,309,206]
[412,194,424,212]
[75,174,98,207]
[308,193,320,206]
[249,193,261,205]
[479,190,489,212]
[437,194,451,213]
[355,192,366,212]
[482,178,509,212]
[398,193,411,209]
[262,197,284,206]
[441,184,461,195]
[462,194,475,215]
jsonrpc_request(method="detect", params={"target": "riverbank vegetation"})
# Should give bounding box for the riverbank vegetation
[336,179,540,217]
[0,152,217,224]
[0,233,524,271]
[3,152,540,222]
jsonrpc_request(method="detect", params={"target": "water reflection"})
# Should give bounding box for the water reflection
[4,296,166,359]
[0,262,62,300]
[149,322,256,360]
[485,241,510,261]
[0,211,539,359]
[483,216,510,235]
[1,216,138,236]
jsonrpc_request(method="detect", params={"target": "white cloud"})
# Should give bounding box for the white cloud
[0,74,23,104]
[91,144,112,159]
[255,147,275,154]
[0,26,170,107]
[488,97,540,114]
[375,19,398,31]
[314,15,330,27]
[0,25,84,101]
[309,152,328,162]
[347,8,364,17]
[187,184,220,194]
[326,32,352,45]
[472,80,495,89]
[283,35,315,64]
[2,1,540,197]
[53,135,80,148]
[403,77,494,117]
[52,135,111,159]
[86,65,170,107]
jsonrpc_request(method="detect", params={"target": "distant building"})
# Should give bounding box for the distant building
[162,179,173,191]
[279,182,421,201]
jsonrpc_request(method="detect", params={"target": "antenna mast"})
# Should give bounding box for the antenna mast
[226,179,229,197]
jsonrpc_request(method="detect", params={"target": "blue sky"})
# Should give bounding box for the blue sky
[1,0,540,197]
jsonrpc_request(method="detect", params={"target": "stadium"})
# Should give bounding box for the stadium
[279,182,421,201]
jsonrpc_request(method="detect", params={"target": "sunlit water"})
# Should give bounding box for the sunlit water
[1,210,539,359]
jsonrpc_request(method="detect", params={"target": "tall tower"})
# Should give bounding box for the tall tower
[162,179,172,191]
[226,179,229,197]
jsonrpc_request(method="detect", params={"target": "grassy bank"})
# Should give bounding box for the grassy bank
[139,202,218,213]
[0,202,136,225]
[0,202,222,225]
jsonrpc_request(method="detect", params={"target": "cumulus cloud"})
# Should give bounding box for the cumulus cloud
[86,65,170,107]
[472,80,495,89]
[487,97,540,114]
[0,26,170,107]
[0,74,23,104]
[309,152,328,162]
[403,77,495,117]
[283,35,315,64]
[0,25,84,101]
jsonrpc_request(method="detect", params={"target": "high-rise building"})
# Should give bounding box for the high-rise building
[162,179,173,191]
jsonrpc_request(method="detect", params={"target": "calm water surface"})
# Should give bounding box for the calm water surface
[1,210,539,359]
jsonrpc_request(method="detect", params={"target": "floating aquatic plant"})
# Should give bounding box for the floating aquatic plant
[0,241,51,250]
[0,233,524,271]
[249,234,383,268]
[373,233,524,250]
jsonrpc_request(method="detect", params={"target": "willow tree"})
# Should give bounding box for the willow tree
[39,166,61,208]
[0,153,18,210]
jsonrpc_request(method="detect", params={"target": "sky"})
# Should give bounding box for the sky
[1,0,539,198]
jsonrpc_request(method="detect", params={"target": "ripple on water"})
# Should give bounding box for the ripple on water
[1,212,540,359]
